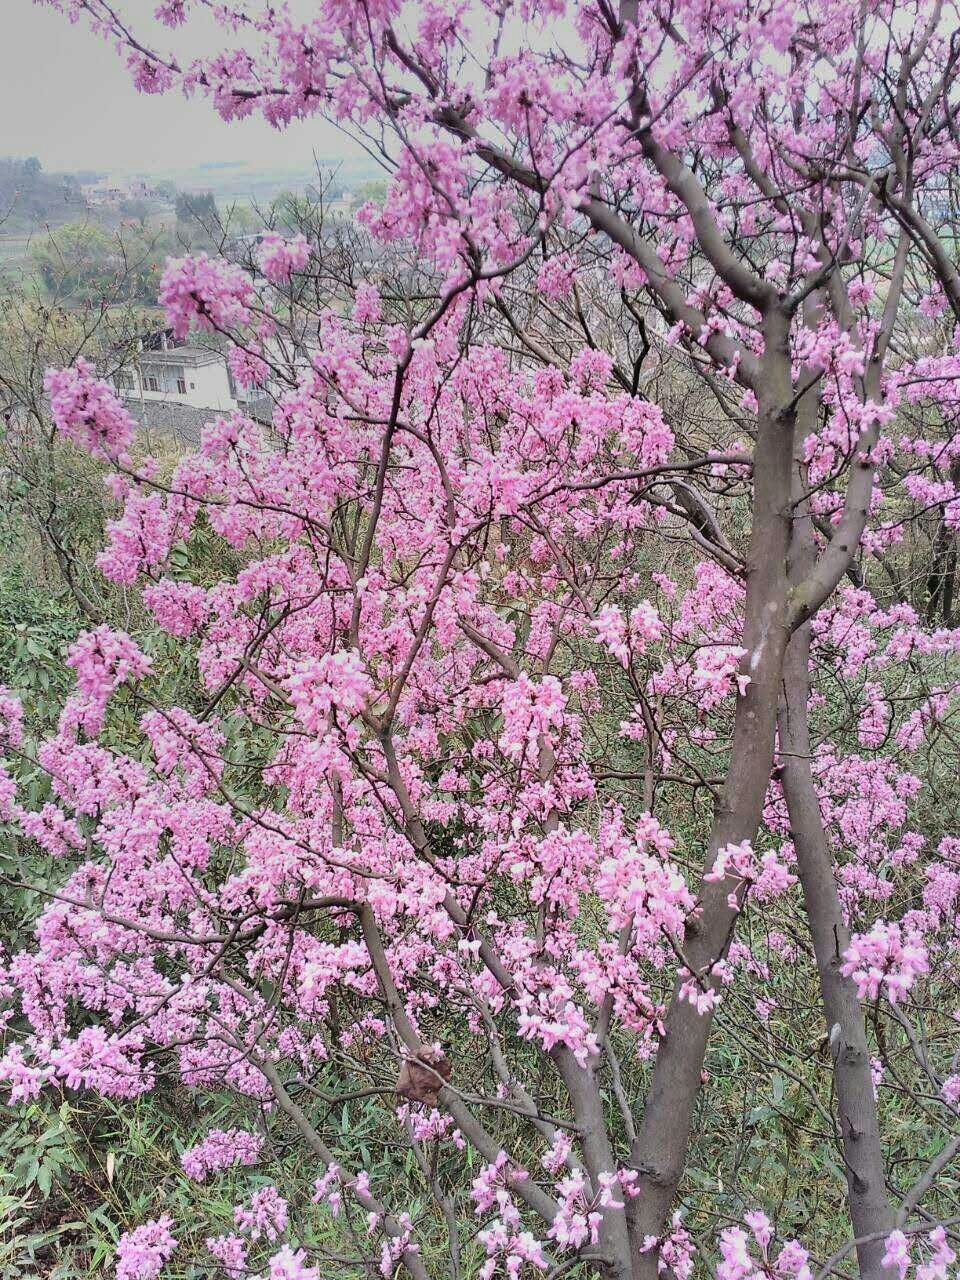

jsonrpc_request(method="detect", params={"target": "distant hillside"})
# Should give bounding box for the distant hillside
[0,157,87,232]
[147,155,382,202]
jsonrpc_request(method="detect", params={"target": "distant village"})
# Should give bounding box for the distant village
[0,155,372,449]
[79,173,358,220]
[79,176,162,207]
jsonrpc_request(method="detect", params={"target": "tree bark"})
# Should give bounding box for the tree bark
[628,313,796,1275]
[777,434,894,1276]
[777,627,894,1278]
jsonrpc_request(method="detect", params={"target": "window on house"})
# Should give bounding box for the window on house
[146,375,160,392]
[177,377,187,395]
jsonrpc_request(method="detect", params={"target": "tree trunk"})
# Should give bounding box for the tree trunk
[777,440,894,1277]
[628,317,796,1275]
[777,629,894,1278]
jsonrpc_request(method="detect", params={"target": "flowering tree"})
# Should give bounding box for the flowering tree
[3,1,960,1278]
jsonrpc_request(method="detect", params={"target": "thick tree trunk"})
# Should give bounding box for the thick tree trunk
[628,318,796,1275]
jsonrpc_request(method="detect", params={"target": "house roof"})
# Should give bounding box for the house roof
[137,346,224,368]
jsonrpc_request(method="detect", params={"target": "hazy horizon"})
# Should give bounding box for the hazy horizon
[0,3,365,178]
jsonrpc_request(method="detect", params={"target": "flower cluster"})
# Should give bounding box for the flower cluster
[181,1127,263,1181]
[45,359,134,461]
[65,627,151,736]
[0,687,24,752]
[841,924,930,1005]
[115,1216,177,1280]
[257,232,310,283]
[159,253,254,338]
[716,1211,812,1280]
[706,841,796,907]
[234,1185,289,1243]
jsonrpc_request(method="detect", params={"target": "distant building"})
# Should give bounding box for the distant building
[227,231,273,253]
[127,178,159,201]
[82,176,160,207]
[81,182,125,207]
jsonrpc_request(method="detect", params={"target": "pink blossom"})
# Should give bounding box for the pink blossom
[228,342,270,389]
[882,1230,911,1280]
[257,233,310,284]
[842,924,930,1005]
[45,359,134,462]
[352,282,382,324]
[285,650,373,730]
[205,1234,248,1273]
[142,579,209,638]
[715,1213,811,1280]
[115,1216,177,1280]
[0,687,24,752]
[159,253,254,338]
[264,1246,319,1279]
[181,1127,263,1181]
[234,1186,288,1242]
[65,627,151,735]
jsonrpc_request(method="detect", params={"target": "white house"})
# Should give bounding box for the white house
[115,334,246,413]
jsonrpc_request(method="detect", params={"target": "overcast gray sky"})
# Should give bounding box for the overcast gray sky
[0,2,360,175]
